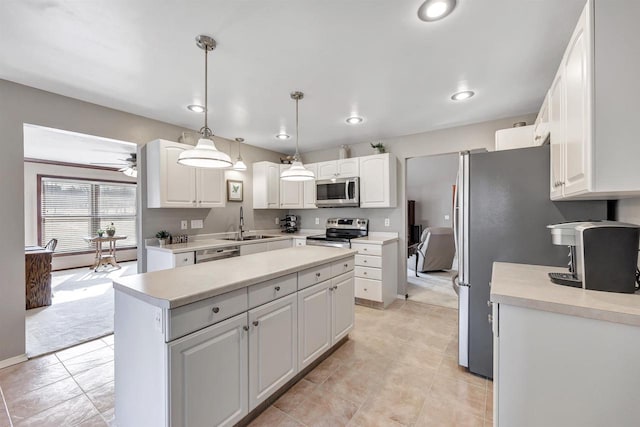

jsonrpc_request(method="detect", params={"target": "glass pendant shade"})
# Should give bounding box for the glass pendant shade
[178,137,232,168]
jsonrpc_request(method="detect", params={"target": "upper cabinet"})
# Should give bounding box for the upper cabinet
[316,159,359,180]
[279,164,304,209]
[533,91,550,145]
[547,0,640,200]
[359,153,397,208]
[146,139,225,208]
[253,162,280,209]
[303,163,318,209]
[495,125,535,151]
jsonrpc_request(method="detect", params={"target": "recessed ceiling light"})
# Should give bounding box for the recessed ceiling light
[275,133,290,140]
[451,90,475,101]
[418,0,457,22]
[346,116,363,124]
[187,104,206,113]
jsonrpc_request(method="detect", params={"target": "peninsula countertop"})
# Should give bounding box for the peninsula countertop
[490,262,640,327]
[114,246,356,309]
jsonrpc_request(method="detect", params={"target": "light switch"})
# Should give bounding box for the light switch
[180,220,188,230]
[191,219,203,229]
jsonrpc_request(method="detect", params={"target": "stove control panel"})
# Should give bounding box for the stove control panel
[326,218,368,231]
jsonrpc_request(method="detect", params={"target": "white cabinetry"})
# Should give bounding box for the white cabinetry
[546,1,640,200]
[253,162,280,209]
[533,91,550,145]
[248,293,297,410]
[359,154,397,208]
[494,125,534,151]
[279,164,304,209]
[303,163,317,209]
[352,240,398,308]
[331,273,355,343]
[169,313,248,427]
[147,139,225,208]
[147,249,195,272]
[317,158,359,180]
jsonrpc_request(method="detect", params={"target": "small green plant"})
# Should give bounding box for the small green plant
[106,222,116,236]
[97,229,105,237]
[370,142,386,153]
[156,230,170,239]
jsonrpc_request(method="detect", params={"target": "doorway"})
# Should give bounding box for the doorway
[23,124,139,356]
[406,152,459,309]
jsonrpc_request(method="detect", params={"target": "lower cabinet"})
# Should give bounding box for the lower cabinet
[169,313,249,427]
[248,293,297,410]
[332,273,355,343]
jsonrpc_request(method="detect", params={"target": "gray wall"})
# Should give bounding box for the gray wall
[291,112,537,297]
[0,79,284,363]
[406,153,459,229]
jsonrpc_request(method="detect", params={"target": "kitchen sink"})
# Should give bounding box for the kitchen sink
[222,235,279,241]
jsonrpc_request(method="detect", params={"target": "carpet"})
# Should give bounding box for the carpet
[406,268,458,309]
[26,261,137,357]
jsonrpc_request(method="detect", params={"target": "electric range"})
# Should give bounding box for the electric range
[306,218,368,249]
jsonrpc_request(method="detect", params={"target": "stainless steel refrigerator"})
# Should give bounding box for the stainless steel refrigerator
[453,145,608,378]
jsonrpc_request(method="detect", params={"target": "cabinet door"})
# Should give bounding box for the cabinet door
[197,168,226,208]
[279,165,304,209]
[160,142,197,207]
[240,242,269,256]
[337,158,359,177]
[563,7,591,197]
[266,163,280,208]
[248,294,298,410]
[303,163,317,209]
[169,313,248,427]
[331,273,354,344]
[317,161,338,180]
[549,71,565,200]
[533,92,550,146]
[359,154,390,208]
[297,280,332,370]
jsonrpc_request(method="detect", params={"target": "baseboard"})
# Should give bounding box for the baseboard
[0,354,28,369]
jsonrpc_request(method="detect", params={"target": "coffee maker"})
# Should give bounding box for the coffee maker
[547,221,640,293]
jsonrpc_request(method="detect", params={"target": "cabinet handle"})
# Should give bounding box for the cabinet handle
[333,286,338,290]
[316,272,321,278]
[243,326,249,332]
[192,200,196,204]
[344,263,348,268]
[364,288,367,291]
[535,135,541,141]
[253,320,259,327]
[487,300,492,308]
[363,271,367,275]
[363,260,367,263]
[488,314,493,324]
[211,307,220,314]
[184,258,189,262]
[275,286,281,291]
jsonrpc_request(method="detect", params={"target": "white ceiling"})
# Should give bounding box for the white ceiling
[1,1,585,154]
[23,124,137,167]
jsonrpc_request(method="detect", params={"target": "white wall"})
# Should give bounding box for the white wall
[617,198,640,225]
[406,153,459,229]
[291,113,537,296]
[24,161,137,270]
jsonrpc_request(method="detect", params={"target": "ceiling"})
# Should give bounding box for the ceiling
[23,124,137,167]
[1,1,585,154]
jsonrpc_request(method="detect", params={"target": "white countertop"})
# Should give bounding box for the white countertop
[490,262,640,326]
[114,246,356,309]
[352,232,398,245]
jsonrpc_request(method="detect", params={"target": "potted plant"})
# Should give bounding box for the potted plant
[106,222,116,237]
[156,230,170,247]
[370,142,386,154]
[97,229,105,237]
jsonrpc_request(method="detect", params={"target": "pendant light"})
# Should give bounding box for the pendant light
[232,137,247,171]
[280,91,315,181]
[178,35,232,168]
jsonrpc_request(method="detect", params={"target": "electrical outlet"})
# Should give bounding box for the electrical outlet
[444,214,450,221]
[384,218,390,227]
[315,218,320,225]
[191,219,203,229]
[275,217,280,225]
[180,220,188,230]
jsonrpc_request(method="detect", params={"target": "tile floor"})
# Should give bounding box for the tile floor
[0,300,492,427]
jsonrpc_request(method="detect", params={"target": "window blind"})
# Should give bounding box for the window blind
[40,177,137,253]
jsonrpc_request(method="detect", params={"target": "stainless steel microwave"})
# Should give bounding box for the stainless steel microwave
[315,177,359,207]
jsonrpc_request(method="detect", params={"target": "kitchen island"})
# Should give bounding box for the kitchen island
[490,262,640,427]
[113,246,356,427]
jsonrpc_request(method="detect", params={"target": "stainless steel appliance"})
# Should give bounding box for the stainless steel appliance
[454,145,608,378]
[306,218,368,248]
[548,221,640,293]
[281,215,298,233]
[195,246,240,263]
[315,177,360,208]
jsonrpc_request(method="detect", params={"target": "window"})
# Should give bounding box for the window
[39,176,137,254]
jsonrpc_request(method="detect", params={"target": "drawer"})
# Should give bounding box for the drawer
[248,273,297,309]
[355,266,382,281]
[331,257,354,277]
[355,254,381,268]
[174,252,194,268]
[351,243,381,256]
[298,263,333,290]
[166,288,248,341]
[293,238,306,247]
[355,277,382,302]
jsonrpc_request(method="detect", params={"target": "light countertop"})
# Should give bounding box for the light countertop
[114,246,356,309]
[352,232,399,245]
[490,262,640,326]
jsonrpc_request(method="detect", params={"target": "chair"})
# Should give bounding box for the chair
[408,227,455,276]
[44,238,58,252]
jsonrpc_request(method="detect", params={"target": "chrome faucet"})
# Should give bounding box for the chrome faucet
[239,206,244,240]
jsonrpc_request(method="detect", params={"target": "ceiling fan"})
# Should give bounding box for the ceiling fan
[91,153,137,178]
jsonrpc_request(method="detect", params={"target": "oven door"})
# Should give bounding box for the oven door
[315,177,359,207]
